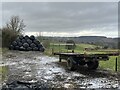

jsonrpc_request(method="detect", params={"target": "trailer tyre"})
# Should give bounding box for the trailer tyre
[87,61,99,70]
[67,57,77,71]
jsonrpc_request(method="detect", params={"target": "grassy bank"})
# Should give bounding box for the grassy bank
[99,56,119,71]
[0,48,8,54]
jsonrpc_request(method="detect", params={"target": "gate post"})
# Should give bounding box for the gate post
[115,57,117,72]
[59,55,62,62]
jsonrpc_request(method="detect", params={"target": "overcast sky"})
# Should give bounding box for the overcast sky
[1,2,118,37]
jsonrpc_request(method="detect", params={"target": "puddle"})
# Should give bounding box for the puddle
[64,78,119,89]
[44,75,54,80]
[64,83,74,88]
[80,78,119,88]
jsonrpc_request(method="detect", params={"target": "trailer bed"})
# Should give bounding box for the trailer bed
[54,52,119,57]
[53,52,119,70]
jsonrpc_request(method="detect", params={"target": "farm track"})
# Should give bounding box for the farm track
[0,50,120,89]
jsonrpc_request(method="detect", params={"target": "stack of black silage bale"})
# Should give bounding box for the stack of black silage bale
[9,35,45,52]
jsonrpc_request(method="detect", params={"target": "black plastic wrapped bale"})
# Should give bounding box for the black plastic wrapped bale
[21,39,26,44]
[32,47,38,51]
[9,45,14,50]
[23,43,29,48]
[12,41,17,46]
[26,47,32,51]
[19,46,26,51]
[18,42,23,47]
[15,46,19,50]
[33,40,40,45]
[19,35,24,40]
[37,43,42,48]
[39,47,45,52]
[30,43,36,48]
[27,39,32,44]
[25,35,29,40]
[30,35,35,40]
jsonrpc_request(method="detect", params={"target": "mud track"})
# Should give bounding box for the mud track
[1,51,120,89]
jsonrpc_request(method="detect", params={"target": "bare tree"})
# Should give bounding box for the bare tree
[6,16,26,34]
[2,16,26,47]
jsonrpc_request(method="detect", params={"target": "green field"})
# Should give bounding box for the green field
[99,56,119,71]
[44,43,120,72]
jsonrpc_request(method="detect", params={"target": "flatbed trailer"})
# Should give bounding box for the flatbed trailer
[54,52,119,70]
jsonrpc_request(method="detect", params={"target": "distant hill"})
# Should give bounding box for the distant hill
[69,36,118,48]
[37,36,119,49]
[76,36,116,43]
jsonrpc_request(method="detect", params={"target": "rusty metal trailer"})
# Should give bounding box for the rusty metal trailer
[54,52,119,70]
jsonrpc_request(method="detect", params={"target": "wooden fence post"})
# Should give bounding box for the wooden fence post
[59,41,60,53]
[115,57,117,72]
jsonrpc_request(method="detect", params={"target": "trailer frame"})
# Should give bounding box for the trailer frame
[54,52,119,70]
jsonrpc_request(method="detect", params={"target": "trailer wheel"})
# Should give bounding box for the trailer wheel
[67,57,77,71]
[87,61,99,70]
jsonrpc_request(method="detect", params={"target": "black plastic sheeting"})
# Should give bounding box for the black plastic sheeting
[2,81,51,90]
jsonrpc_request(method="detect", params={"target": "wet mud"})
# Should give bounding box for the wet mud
[0,51,120,89]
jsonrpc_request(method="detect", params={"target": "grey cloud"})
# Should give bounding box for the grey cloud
[2,2,118,36]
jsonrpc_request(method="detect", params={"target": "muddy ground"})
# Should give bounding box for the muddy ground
[0,51,120,89]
